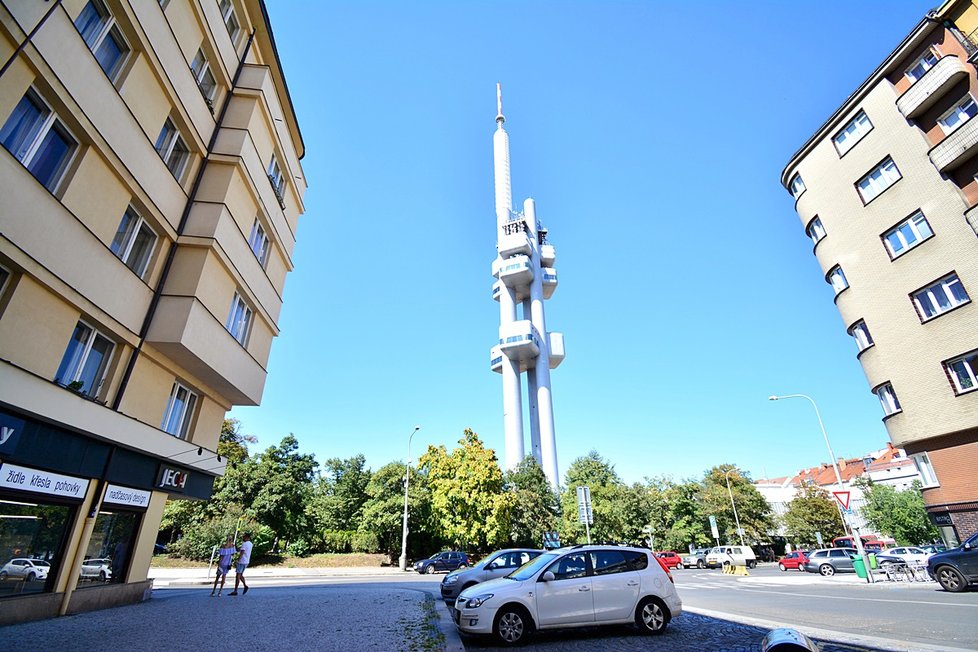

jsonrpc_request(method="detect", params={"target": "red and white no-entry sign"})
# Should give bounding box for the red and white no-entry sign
[832,491,851,511]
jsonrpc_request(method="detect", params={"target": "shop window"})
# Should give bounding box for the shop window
[0,499,72,598]
[77,509,139,587]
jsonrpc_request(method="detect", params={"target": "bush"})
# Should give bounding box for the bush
[351,531,380,553]
[321,530,354,553]
[286,537,311,557]
[169,512,242,561]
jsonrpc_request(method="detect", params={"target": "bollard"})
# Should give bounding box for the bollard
[761,628,819,652]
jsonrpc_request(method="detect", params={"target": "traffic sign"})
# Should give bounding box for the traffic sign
[576,486,593,525]
[832,491,851,511]
[709,515,719,539]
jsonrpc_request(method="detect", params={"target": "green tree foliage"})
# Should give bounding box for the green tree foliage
[858,480,938,544]
[358,462,435,562]
[307,454,372,544]
[700,465,775,544]
[420,429,512,550]
[660,480,711,550]
[782,483,845,547]
[559,451,634,544]
[504,456,559,547]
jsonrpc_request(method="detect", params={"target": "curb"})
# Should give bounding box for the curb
[435,600,465,651]
[683,606,976,652]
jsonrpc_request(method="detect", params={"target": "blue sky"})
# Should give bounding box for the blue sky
[231,1,933,485]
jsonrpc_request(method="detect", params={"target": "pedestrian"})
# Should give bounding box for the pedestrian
[211,537,235,596]
[227,533,252,596]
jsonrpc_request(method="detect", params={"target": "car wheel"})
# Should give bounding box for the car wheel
[819,564,835,577]
[797,564,805,572]
[0,571,7,580]
[425,565,436,575]
[494,605,531,646]
[935,565,967,593]
[697,559,705,569]
[99,570,107,582]
[778,563,787,572]
[458,563,467,569]
[26,572,36,582]
[747,560,757,569]
[635,596,669,635]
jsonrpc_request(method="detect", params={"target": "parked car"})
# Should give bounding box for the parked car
[0,558,50,581]
[654,551,682,570]
[927,532,978,593]
[919,543,947,555]
[874,546,931,569]
[441,548,542,606]
[681,547,710,569]
[803,548,857,576]
[705,546,757,569]
[80,558,112,582]
[414,551,469,574]
[777,550,809,572]
[453,545,682,645]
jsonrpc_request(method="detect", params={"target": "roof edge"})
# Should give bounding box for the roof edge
[254,0,306,160]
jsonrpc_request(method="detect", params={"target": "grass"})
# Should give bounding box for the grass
[150,552,389,569]
[397,594,445,652]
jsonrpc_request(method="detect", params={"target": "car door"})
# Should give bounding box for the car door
[829,549,853,570]
[957,534,978,580]
[534,552,593,626]
[484,552,515,580]
[588,550,639,623]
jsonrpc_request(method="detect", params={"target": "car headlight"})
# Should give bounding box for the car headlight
[443,575,458,584]
[465,593,493,609]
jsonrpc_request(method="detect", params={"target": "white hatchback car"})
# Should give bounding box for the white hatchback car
[454,545,682,645]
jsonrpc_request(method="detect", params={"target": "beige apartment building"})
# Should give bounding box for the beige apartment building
[0,0,305,622]
[781,1,977,545]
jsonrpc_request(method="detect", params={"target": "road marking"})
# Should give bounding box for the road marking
[732,585,978,608]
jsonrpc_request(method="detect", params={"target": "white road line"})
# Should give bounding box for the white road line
[731,585,978,608]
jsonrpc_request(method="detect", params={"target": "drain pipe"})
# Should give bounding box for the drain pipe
[112,31,256,411]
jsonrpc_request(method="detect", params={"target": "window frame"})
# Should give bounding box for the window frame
[789,173,806,199]
[74,0,131,83]
[248,218,270,267]
[110,206,158,279]
[848,319,874,353]
[874,382,902,417]
[832,110,873,156]
[154,118,190,181]
[910,452,939,488]
[218,0,241,44]
[905,49,939,83]
[882,210,934,260]
[190,48,218,104]
[225,292,253,346]
[911,273,971,322]
[937,94,978,136]
[856,158,901,204]
[827,265,849,296]
[161,381,198,439]
[54,320,115,398]
[806,216,826,246]
[0,264,10,297]
[0,89,78,193]
[944,349,978,395]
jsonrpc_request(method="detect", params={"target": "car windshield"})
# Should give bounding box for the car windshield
[506,552,557,581]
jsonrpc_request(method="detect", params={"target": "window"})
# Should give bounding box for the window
[589,550,628,576]
[161,381,197,438]
[911,452,939,488]
[906,50,939,83]
[190,49,217,103]
[827,265,848,295]
[848,320,874,352]
[248,218,270,267]
[789,173,806,198]
[0,90,77,192]
[875,383,902,416]
[945,349,978,394]
[218,0,240,43]
[225,292,253,345]
[110,207,157,278]
[912,273,970,320]
[833,111,873,155]
[154,118,189,180]
[806,217,826,245]
[54,321,114,397]
[857,158,901,203]
[938,95,978,135]
[0,264,10,295]
[883,211,933,259]
[267,154,285,205]
[75,0,129,81]
[545,552,587,581]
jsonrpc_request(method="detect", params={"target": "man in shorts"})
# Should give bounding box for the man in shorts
[227,533,252,596]
[211,536,235,596]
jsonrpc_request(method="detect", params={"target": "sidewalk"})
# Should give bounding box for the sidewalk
[148,564,406,585]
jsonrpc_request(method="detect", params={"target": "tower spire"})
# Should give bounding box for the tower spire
[496,82,505,125]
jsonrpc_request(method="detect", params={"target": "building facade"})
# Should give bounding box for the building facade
[0,0,305,622]
[489,85,564,486]
[781,0,978,545]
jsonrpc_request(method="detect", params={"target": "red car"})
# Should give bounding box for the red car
[655,551,682,569]
[778,550,809,571]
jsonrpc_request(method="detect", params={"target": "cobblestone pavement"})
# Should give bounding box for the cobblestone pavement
[459,611,886,652]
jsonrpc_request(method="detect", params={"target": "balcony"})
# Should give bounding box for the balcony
[542,268,558,299]
[548,332,565,369]
[896,56,969,119]
[499,320,540,362]
[540,243,556,267]
[491,280,502,302]
[966,204,978,237]
[499,217,532,257]
[929,115,978,171]
[489,345,503,373]
[493,255,533,288]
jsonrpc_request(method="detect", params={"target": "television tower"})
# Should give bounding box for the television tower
[489,84,564,487]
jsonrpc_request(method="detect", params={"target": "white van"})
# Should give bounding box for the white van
[705,545,757,569]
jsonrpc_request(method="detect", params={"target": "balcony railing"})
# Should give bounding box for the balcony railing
[267,173,286,209]
[929,115,978,171]
[896,55,968,119]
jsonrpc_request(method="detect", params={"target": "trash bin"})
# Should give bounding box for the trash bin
[852,556,867,579]
[868,553,877,569]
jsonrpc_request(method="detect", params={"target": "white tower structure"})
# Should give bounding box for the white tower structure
[490,84,565,487]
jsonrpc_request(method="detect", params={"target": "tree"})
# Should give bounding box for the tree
[559,451,633,544]
[420,429,512,551]
[359,461,436,562]
[782,483,845,547]
[700,465,775,544]
[859,480,938,544]
[504,456,559,548]
[660,479,711,551]
[307,455,372,534]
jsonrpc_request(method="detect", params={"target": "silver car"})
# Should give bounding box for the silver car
[80,558,112,582]
[440,548,542,605]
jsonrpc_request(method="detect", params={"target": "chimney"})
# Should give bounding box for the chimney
[838,458,847,470]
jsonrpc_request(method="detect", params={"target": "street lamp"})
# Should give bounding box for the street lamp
[723,468,745,545]
[398,425,421,572]
[769,394,874,583]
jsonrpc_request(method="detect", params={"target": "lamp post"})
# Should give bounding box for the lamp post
[724,469,745,545]
[769,394,874,583]
[398,425,421,572]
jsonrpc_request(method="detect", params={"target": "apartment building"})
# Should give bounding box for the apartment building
[781,0,977,546]
[0,0,305,622]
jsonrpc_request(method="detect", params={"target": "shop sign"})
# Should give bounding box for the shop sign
[156,465,189,493]
[104,484,152,509]
[0,411,25,453]
[0,462,89,500]
[929,512,953,527]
